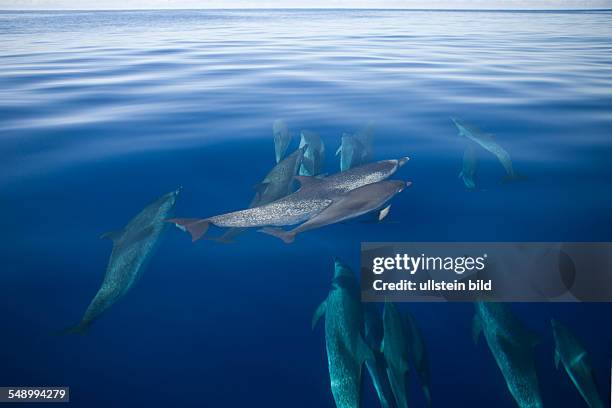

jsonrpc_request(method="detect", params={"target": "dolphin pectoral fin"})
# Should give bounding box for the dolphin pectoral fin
[554,348,561,370]
[100,229,123,241]
[422,385,432,407]
[258,227,296,244]
[472,314,482,345]
[166,218,210,242]
[378,205,391,221]
[311,300,327,330]
[335,146,342,156]
[357,335,375,364]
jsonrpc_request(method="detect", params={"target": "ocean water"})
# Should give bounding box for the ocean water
[1,9,612,407]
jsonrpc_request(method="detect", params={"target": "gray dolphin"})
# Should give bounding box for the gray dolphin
[363,303,393,408]
[170,158,409,241]
[452,117,518,181]
[299,130,325,176]
[312,259,374,408]
[64,188,180,334]
[473,302,543,408]
[273,119,292,163]
[406,311,432,407]
[259,180,409,243]
[459,143,478,190]
[209,146,305,243]
[552,319,604,408]
[336,133,366,171]
[381,302,411,408]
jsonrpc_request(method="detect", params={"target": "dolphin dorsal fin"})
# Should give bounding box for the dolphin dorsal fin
[472,314,482,345]
[295,175,323,188]
[100,229,123,241]
[311,299,327,330]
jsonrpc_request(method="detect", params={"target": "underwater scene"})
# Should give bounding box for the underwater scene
[1,8,612,407]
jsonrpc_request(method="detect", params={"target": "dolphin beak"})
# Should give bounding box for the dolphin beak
[398,157,410,167]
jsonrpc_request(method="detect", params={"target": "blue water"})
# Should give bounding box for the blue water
[1,9,612,407]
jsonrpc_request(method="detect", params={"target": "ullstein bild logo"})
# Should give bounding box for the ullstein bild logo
[361,242,612,302]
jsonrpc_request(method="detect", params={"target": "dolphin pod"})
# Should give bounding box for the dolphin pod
[381,302,411,408]
[208,146,306,243]
[452,117,520,182]
[312,259,374,408]
[169,158,408,242]
[259,180,410,243]
[273,119,292,163]
[552,319,604,408]
[299,130,325,176]
[473,302,544,408]
[64,188,180,334]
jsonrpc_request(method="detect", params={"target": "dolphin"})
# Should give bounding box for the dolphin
[363,303,393,408]
[356,122,374,162]
[459,143,478,190]
[259,180,409,243]
[381,302,411,408]
[273,119,292,163]
[209,146,305,243]
[169,158,409,242]
[473,302,543,408]
[336,133,366,171]
[63,188,180,334]
[406,310,432,407]
[312,259,374,408]
[452,117,518,181]
[552,319,604,408]
[299,130,325,176]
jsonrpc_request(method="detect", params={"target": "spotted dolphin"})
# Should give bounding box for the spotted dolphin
[169,158,409,242]
[452,118,518,181]
[312,259,374,408]
[552,319,604,408]
[363,303,393,408]
[336,133,366,171]
[381,302,411,408]
[406,310,432,407]
[299,130,325,176]
[209,146,305,243]
[459,143,478,190]
[259,180,409,243]
[473,302,543,408]
[64,188,180,334]
[273,119,292,163]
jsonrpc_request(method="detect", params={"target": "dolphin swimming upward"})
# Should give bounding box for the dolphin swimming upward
[406,310,432,407]
[452,117,518,181]
[312,259,374,408]
[473,302,543,408]
[64,188,180,334]
[299,130,325,176]
[259,180,409,243]
[363,303,393,408]
[381,302,411,408]
[169,158,408,242]
[273,119,292,163]
[209,146,305,243]
[552,319,604,408]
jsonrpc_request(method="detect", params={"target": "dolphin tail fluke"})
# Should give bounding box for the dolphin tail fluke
[502,172,527,183]
[258,227,296,244]
[422,385,432,407]
[58,321,91,336]
[166,218,210,242]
